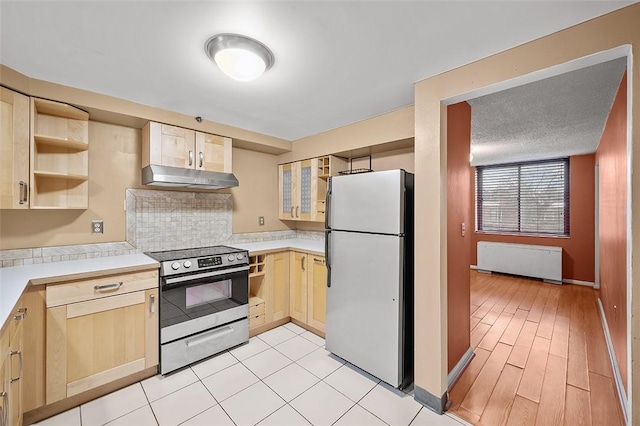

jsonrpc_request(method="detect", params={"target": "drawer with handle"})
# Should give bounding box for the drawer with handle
[249,297,265,317]
[249,313,265,329]
[46,269,159,308]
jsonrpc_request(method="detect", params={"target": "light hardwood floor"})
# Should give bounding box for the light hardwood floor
[448,271,623,426]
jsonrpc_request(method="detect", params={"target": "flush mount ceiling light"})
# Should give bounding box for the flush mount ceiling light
[205,34,274,82]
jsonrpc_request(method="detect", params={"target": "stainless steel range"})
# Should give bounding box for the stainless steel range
[146,245,250,374]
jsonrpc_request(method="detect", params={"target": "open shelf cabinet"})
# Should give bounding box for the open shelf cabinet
[30,98,89,209]
[249,254,267,330]
[249,254,266,277]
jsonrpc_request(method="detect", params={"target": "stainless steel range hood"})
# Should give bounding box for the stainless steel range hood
[142,165,239,189]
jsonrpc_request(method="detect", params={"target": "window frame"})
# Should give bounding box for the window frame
[475,157,570,237]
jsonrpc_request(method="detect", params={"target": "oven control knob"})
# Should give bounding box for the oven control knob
[236,253,244,260]
[171,262,180,270]
[183,260,192,268]
[227,254,235,262]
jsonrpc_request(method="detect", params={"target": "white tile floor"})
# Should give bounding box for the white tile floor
[34,323,469,426]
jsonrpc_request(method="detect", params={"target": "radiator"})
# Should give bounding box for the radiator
[477,241,562,283]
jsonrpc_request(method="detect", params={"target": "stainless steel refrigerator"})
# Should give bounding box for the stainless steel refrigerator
[325,169,414,389]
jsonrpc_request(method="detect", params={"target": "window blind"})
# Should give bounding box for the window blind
[476,158,569,236]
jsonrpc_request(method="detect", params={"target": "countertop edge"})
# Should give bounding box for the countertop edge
[29,263,159,286]
[247,246,324,256]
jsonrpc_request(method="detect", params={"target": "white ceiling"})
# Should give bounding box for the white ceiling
[468,57,627,166]
[0,1,634,141]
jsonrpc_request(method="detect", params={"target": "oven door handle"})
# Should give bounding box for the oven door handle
[164,266,250,285]
[185,325,234,347]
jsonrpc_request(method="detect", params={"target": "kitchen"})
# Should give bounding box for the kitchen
[1,2,640,426]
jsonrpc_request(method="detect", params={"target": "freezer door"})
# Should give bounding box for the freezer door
[328,170,405,235]
[325,230,403,387]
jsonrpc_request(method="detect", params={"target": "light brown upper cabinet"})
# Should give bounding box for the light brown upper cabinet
[278,155,347,222]
[142,121,232,172]
[30,98,90,209]
[1,92,89,210]
[1,88,31,209]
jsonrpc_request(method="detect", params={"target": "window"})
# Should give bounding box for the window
[476,158,569,236]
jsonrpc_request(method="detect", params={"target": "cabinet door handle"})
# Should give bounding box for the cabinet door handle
[189,150,194,166]
[313,257,325,264]
[19,181,27,204]
[14,307,27,321]
[150,294,156,314]
[199,151,204,168]
[9,350,22,383]
[94,282,123,292]
[301,255,306,271]
[296,206,299,218]
[291,206,294,218]
[0,391,7,426]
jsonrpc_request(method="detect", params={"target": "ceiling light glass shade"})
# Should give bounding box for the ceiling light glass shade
[205,34,274,82]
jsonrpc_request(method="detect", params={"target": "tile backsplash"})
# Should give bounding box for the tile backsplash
[0,189,324,267]
[125,189,233,252]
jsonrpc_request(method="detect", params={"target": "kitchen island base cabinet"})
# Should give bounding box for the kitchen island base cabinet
[45,271,159,406]
[290,252,326,336]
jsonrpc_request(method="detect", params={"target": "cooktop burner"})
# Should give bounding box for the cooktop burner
[145,245,245,263]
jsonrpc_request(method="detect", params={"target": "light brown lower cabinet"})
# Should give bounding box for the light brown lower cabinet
[248,251,290,335]
[46,271,159,405]
[1,302,27,426]
[290,251,326,334]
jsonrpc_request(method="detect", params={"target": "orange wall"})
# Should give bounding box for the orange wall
[447,102,471,372]
[470,154,596,283]
[596,72,627,391]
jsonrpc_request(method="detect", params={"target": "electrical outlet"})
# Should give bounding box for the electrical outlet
[258,216,265,226]
[92,220,104,234]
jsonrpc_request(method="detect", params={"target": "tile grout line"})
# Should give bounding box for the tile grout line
[138,382,160,426]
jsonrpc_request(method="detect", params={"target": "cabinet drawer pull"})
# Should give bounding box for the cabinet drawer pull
[9,350,22,383]
[19,181,28,204]
[199,151,204,168]
[14,307,27,321]
[189,150,194,166]
[313,258,325,264]
[150,294,156,314]
[94,282,123,292]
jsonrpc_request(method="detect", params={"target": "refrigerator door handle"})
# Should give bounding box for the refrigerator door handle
[325,178,332,229]
[325,230,331,287]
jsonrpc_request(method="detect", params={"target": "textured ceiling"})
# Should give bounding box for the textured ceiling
[468,57,627,166]
[0,1,633,141]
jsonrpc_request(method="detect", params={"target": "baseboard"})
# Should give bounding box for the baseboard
[447,347,475,390]
[470,265,596,288]
[562,278,595,287]
[414,385,448,415]
[596,298,629,423]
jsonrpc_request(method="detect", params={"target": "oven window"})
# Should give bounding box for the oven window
[186,279,231,308]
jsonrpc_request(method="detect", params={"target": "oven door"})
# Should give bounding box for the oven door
[160,265,249,344]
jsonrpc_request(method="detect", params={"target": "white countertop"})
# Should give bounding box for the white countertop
[232,239,324,255]
[0,253,158,327]
[0,239,324,330]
